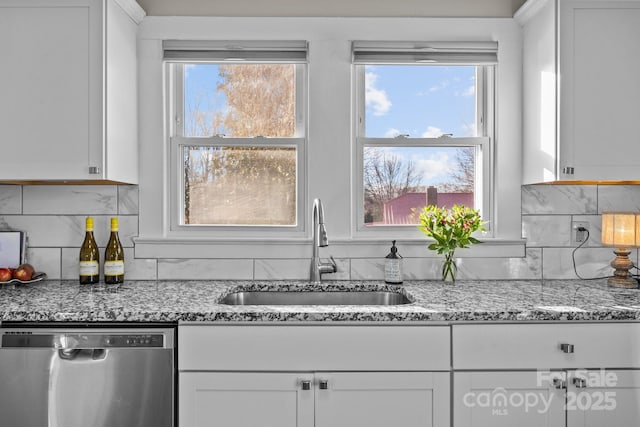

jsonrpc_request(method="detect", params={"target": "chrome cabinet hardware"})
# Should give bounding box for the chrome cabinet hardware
[553,378,567,389]
[572,377,587,388]
[319,380,328,390]
[559,343,575,353]
[301,380,311,390]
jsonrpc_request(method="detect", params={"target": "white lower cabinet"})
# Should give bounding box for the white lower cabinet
[315,371,449,427]
[566,369,640,427]
[454,369,640,427]
[454,371,565,426]
[452,323,640,427]
[178,322,640,426]
[180,371,449,427]
[180,372,314,427]
[178,324,451,427]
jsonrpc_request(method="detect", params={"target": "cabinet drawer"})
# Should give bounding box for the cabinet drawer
[453,323,640,369]
[179,325,450,371]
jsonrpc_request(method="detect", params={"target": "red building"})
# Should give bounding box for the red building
[382,187,474,225]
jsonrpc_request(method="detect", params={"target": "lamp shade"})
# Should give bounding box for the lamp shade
[601,212,639,247]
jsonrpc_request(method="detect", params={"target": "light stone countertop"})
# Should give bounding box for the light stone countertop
[1,279,640,323]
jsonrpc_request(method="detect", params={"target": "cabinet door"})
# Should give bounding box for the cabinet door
[179,372,314,427]
[520,0,558,184]
[567,369,640,426]
[0,2,91,180]
[315,371,450,427]
[454,371,565,427]
[559,0,640,180]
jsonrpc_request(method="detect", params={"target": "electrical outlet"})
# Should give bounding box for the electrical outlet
[572,221,590,243]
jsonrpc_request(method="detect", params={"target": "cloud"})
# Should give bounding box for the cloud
[421,126,444,138]
[461,123,476,137]
[418,80,450,96]
[460,85,475,97]
[365,72,392,116]
[414,151,455,182]
[384,128,402,138]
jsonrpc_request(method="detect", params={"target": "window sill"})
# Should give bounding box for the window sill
[133,237,526,259]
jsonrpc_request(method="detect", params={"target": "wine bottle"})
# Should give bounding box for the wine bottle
[79,217,100,285]
[104,217,125,285]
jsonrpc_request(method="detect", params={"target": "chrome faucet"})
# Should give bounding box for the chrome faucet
[311,198,337,283]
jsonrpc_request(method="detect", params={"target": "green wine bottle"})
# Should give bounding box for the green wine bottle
[79,217,99,285]
[104,217,124,285]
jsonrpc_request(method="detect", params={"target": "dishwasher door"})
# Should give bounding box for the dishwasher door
[0,328,175,427]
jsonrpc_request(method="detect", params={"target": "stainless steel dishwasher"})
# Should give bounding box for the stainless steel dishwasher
[0,325,175,427]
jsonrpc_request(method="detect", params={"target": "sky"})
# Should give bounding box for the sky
[363,65,477,187]
[364,65,476,138]
[183,63,478,187]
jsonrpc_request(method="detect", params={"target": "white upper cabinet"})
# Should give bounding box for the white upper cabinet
[0,0,144,183]
[519,0,640,183]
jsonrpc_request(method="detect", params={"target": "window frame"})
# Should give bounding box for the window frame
[352,56,495,238]
[165,56,308,238]
[136,17,526,261]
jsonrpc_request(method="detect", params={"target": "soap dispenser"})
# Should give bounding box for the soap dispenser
[384,240,403,284]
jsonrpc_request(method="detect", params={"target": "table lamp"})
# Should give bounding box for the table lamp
[601,212,639,288]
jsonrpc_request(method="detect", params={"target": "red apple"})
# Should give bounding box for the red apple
[12,263,35,281]
[0,268,12,282]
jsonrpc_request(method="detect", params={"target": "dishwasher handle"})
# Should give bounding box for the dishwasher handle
[58,348,107,361]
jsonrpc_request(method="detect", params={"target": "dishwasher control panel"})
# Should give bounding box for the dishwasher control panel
[103,334,164,347]
[1,329,172,349]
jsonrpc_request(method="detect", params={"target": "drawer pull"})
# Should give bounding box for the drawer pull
[560,343,575,353]
[301,380,311,390]
[572,377,587,388]
[553,378,567,389]
[319,380,328,390]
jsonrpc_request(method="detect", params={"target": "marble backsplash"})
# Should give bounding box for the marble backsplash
[0,184,636,281]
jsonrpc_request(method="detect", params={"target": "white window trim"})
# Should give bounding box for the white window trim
[352,63,494,238]
[135,17,525,260]
[354,136,491,237]
[165,61,307,238]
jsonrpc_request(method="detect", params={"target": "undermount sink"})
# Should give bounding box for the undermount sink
[219,290,412,306]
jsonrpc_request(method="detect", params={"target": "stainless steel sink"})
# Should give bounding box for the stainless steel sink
[219,290,412,306]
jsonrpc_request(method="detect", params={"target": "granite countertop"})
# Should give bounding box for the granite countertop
[1,279,640,323]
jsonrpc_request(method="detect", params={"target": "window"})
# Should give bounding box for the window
[164,40,307,231]
[353,41,495,231]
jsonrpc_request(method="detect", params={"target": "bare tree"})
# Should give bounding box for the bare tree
[217,64,295,137]
[364,148,422,223]
[436,147,474,192]
[184,64,297,224]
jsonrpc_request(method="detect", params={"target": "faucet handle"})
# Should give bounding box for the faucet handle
[329,256,337,272]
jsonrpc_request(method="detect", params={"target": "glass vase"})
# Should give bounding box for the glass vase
[441,250,457,282]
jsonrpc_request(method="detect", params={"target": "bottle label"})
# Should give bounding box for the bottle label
[385,259,402,283]
[79,261,99,276]
[104,260,125,276]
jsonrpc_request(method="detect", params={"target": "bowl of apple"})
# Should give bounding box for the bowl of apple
[0,263,46,284]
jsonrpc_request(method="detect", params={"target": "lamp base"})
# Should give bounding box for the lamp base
[608,247,638,289]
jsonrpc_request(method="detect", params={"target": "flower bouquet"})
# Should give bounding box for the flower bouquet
[417,204,484,282]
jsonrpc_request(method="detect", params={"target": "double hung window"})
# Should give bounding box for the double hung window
[164,40,307,233]
[353,41,496,232]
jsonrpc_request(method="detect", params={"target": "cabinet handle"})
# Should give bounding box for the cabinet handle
[301,380,311,390]
[572,377,587,388]
[319,380,328,390]
[559,343,575,353]
[553,378,567,390]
